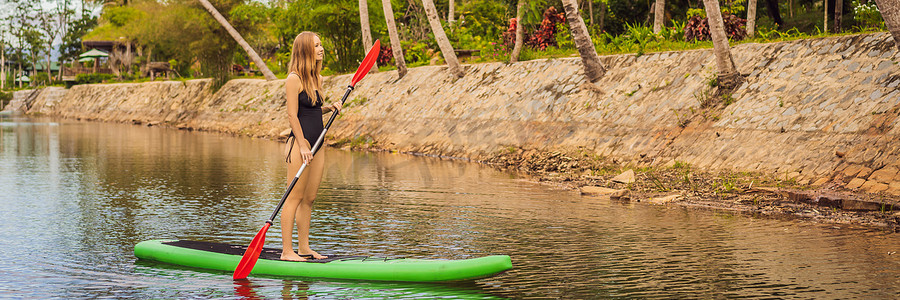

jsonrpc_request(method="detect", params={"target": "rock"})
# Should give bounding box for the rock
[812,178,830,186]
[612,169,635,184]
[610,189,630,200]
[862,182,889,193]
[869,166,899,183]
[888,182,900,196]
[842,165,863,177]
[279,128,292,137]
[841,199,885,211]
[846,178,866,189]
[580,186,619,195]
[648,194,681,205]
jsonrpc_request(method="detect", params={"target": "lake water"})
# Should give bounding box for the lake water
[1,116,898,299]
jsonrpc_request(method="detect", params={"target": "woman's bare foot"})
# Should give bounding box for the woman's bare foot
[280,251,307,262]
[298,249,328,259]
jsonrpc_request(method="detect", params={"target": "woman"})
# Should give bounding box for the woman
[281,31,341,261]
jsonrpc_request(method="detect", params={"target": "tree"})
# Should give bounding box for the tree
[823,0,829,33]
[653,0,665,34]
[197,0,276,81]
[701,0,741,89]
[834,0,843,32]
[510,0,525,63]
[561,0,606,83]
[359,0,378,72]
[381,0,408,78]
[747,0,757,37]
[448,0,455,30]
[421,0,464,78]
[875,0,900,50]
[37,1,67,85]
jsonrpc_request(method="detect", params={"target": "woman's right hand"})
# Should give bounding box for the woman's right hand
[300,145,313,164]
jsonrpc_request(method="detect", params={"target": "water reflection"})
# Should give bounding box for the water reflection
[0,115,898,299]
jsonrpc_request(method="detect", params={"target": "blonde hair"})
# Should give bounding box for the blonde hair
[288,32,323,105]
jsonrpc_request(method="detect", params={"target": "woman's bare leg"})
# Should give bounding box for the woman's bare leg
[296,150,327,259]
[280,140,311,261]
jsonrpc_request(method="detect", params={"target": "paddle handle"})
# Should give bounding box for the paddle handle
[266,86,354,224]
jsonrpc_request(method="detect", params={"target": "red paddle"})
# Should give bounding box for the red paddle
[233,40,381,280]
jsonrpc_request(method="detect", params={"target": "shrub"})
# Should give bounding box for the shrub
[75,73,116,84]
[684,14,747,42]
[852,0,884,29]
[527,6,565,50]
[377,44,393,66]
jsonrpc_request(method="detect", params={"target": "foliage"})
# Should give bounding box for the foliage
[60,15,99,63]
[852,0,884,30]
[605,0,649,35]
[456,0,510,41]
[683,14,747,42]
[527,6,565,50]
[377,44,393,66]
[273,0,365,72]
[401,40,436,67]
[0,91,12,109]
[75,73,116,84]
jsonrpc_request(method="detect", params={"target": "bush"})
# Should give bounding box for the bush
[527,6,565,50]
[75,73,116,84]
[684,14,747,42]
[852,0,884,29]
[0,91,12,110]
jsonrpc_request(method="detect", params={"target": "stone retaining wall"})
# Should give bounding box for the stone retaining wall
[26,32,900,196]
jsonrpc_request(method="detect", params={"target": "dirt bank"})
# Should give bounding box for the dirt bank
[479,147,900,232]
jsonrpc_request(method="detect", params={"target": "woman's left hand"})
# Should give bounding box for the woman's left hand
[329,102,342,114]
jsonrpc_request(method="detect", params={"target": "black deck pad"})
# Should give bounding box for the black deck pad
[163,240,368,263]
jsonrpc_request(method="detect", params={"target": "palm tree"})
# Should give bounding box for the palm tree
[381,0,408,78]
[422,0,465,77]
[874,0,900,50]
[197,0,276,81]
[560,0,606,83]
[448,0,455,30]
[701,0,741,89]
[359,0,378,72]
[510,0,525,63]
[747,0,757,37]
[653,0,665,34]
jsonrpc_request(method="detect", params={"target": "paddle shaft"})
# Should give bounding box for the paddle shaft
[266,85,354,224]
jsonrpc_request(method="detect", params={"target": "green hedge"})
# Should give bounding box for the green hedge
[75,73,116,84]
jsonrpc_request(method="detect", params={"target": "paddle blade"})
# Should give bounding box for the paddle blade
[350,40,380,87]
[232,222,271,280]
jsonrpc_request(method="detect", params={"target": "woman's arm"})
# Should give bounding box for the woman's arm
[285,75,312,164]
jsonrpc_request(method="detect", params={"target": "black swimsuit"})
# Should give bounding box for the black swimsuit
[297,90,324,147]
[286,90,323,162]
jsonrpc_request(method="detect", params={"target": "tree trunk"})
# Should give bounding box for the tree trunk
[359,0,379,73]
[654,0,665,33]
[701,0,741,89]
[589,0,594,26]
[833,0,843,32]
[422,0,464,77]
[197,0,276,81]
[823,0,829,33]
[448,0,455,30]
[511,0,526,62]
[1,47,5,90]
[875,0,900,50]
[598,1,606,33]
[561,0,606,83]
[382,0,408,78]
[747,0,757,37]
